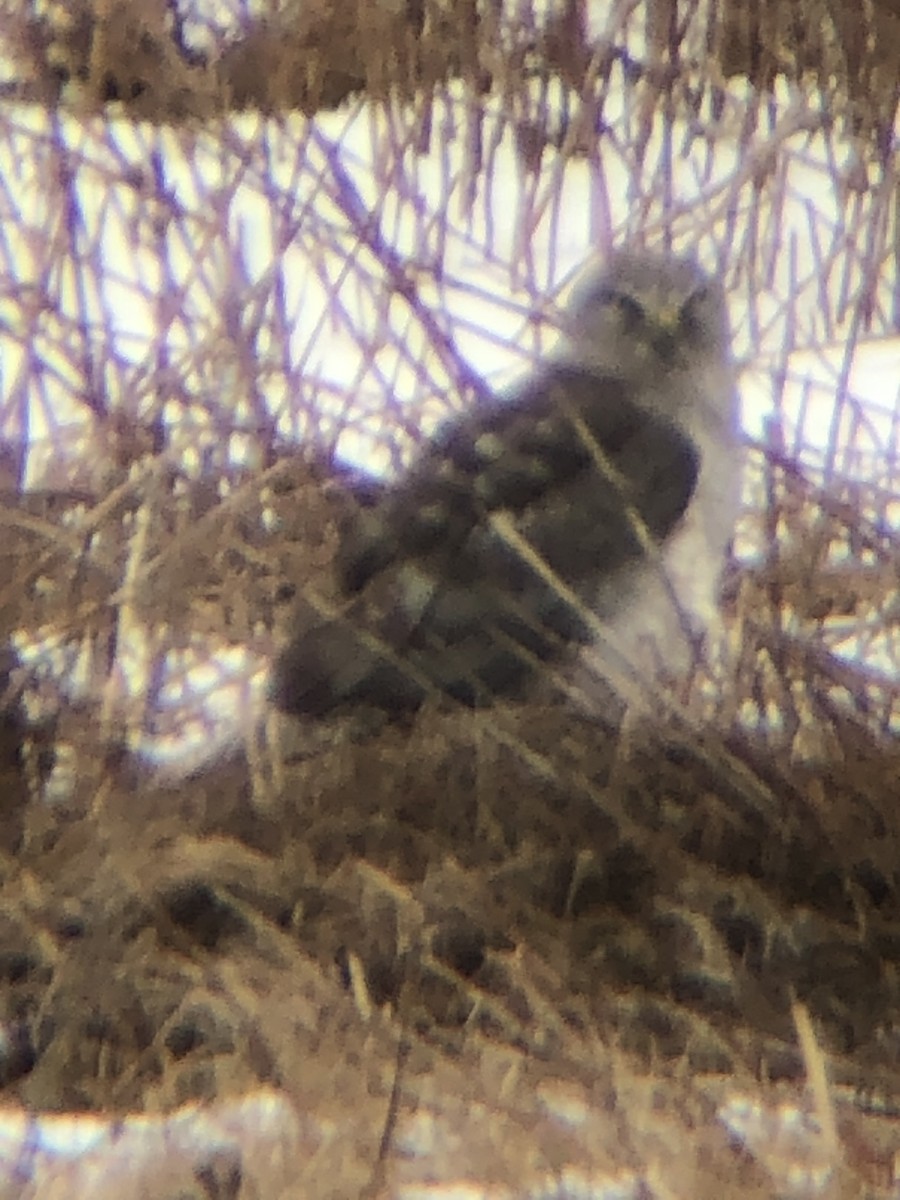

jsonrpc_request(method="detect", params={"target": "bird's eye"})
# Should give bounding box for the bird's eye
[597,289,645,330]
[679,287,710,338]
[617,294,647,332]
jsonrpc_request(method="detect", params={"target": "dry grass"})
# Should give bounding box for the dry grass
[0,1,898,1197]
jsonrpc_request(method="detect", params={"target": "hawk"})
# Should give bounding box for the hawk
[271,248,741,718]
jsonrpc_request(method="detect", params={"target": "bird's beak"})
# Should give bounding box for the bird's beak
[648,303,682,363]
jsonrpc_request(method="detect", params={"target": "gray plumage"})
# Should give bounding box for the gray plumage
[271,247,740,718]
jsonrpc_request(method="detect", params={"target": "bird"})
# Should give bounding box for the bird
[271,247,741,719]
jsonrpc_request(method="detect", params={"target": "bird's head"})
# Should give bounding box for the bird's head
[564,249,732,404]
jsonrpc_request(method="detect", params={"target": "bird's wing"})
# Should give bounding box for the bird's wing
[337,364,700,596]
[272,368,704,717]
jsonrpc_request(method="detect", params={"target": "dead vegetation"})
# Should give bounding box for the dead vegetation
[0,1,898,1197]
